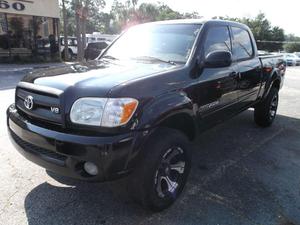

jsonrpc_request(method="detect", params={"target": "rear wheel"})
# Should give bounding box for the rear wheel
[254,87,279,127]
[129,127,191,211]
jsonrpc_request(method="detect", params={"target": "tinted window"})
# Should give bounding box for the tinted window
[232,27,253,60]
[98,42,108,49]
[89,42,108,49]
[204,26,231,56]
[71,39,77,46]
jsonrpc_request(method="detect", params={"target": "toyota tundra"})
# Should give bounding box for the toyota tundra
[7,20,285,211]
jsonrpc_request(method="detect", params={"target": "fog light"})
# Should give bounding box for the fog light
[84,162,98,176]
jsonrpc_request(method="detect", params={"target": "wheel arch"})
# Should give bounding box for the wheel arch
[158,112,197,141]
[263,70,282,99]
[136,92,197,141]
[271,78,281,90]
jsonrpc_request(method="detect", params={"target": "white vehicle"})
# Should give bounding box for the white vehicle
[294,52,300,58]
[60,34,117,59]
[86,33,118,43]
[283,53,300,66]
[60,37,78,59]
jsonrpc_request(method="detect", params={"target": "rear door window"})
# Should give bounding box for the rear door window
[231,27,253,60]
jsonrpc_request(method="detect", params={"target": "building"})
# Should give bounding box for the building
[0,0,60,62]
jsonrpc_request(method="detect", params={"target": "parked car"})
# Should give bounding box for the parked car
[7,20,285,211]
[84,41,109,60]
[283,53,300,66]
[60,37,78,60]
[294,52,300,58]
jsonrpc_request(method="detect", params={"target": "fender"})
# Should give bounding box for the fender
[262,69,282,100]
[125,91,197,170]
[136,91,196,130]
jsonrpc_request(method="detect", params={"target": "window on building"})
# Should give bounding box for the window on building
[0,13,9,57]
[0,13,59,61]
[6,14,33,56]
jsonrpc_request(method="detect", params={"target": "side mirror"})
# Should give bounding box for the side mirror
[204,51,232,68]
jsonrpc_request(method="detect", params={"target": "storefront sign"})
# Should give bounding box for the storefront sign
[0,0,59,18]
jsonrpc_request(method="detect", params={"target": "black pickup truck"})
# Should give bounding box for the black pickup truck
[7,20,285,211]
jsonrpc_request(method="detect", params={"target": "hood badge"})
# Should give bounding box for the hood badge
[24,96,34,110]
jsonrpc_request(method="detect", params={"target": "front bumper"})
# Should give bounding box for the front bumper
[7,104,143,182]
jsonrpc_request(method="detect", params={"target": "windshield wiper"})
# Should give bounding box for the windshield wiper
[132,56,177,65]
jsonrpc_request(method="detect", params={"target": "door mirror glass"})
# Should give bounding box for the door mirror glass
[204,50,232,68]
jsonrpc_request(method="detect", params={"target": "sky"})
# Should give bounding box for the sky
[105,0,300,36]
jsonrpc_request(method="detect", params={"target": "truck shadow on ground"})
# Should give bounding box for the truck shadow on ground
[24,110,300,225]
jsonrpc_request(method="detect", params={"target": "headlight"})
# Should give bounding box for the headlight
[70,97,138,127]
[70,98,107,126]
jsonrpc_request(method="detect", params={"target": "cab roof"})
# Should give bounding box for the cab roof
[144,19,250,30]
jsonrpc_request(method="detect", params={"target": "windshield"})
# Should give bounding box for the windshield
[103,24,201,64]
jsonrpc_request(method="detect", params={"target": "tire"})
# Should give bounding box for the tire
[254,87,279,127]
[129,127,192,211]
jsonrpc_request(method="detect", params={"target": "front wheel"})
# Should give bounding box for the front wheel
[254,87,279,127]
[129,127,192,211]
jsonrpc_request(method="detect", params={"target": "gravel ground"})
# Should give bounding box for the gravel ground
[0,67,299,225]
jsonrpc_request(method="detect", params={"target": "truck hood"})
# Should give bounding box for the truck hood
[21,60,179,97]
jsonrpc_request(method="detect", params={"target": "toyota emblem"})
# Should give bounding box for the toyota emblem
[24,95,34,110]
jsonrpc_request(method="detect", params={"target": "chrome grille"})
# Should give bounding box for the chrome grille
[16,87,62,125]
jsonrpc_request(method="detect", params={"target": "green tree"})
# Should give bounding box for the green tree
[60,1,292,57]
[137,3,160,22]
[156,4,182,21]
[182,12,202,19]
[216,13,285,51]
[110,1,202,33]
[269,26,285,51]
[245,13,271,41]
[284,43,300,53]
[86,12,114,34]
[60,0,203,39]
[73,0,105,61]
[285,34,300,42]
